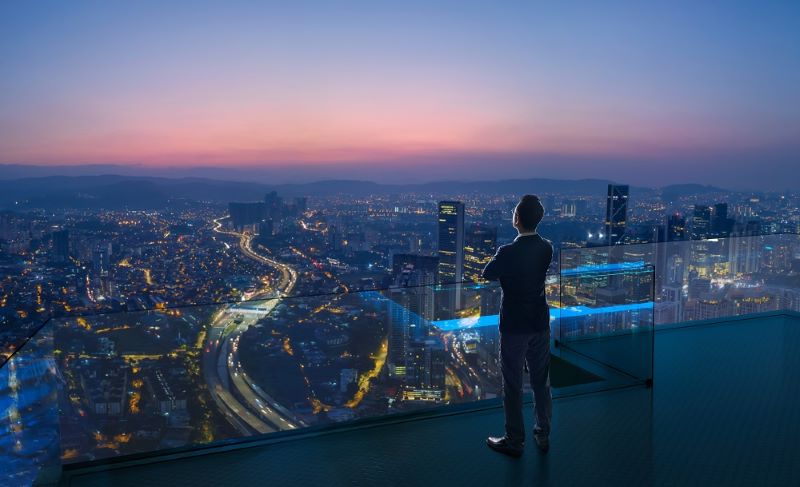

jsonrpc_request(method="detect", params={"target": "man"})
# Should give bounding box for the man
[482,194,553,457]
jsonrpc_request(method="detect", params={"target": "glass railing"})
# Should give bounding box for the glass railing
[1,268,655,483]
[556,260,655,385]
[0,318,58,485]
[560,233,800,327]
[3,232,798,484]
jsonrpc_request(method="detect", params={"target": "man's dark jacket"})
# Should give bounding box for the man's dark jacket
[481,234,553,334]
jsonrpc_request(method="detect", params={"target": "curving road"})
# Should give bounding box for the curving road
[203,217,299,435]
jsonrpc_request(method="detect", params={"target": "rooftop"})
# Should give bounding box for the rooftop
[60,313,800,486]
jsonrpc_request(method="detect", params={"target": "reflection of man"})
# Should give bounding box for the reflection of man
[482,195,553,457]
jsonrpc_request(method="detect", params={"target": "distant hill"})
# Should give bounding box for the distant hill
[0,172,733,210]
[659,184,734,202]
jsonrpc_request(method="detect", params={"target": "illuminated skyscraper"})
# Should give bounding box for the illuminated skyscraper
[464,224,497,282]
[437,201,465,284]
[605,184,629,245]
[667,214,687,241]
[402,339,446,402]
[692,205,712,240]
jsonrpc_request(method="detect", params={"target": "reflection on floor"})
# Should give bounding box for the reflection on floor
[550,355,602,388]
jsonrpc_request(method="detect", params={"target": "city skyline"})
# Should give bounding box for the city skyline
[1,1,798,190]
[2,3,799,483]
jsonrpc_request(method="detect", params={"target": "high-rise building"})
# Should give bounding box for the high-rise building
[228,202,266,230]
[92,244,111,277]
[264,191,283,218]
[691,205,712,240]
[729,220,761,276]
[667,214,687,241]
[52,229,70,262]
[605,185,629,245]
[464,224,497,282]
[327,225,341,252]
[437,201,465,284]
[387,277,433,378]
[711,203,733,237]
[402,339,446,402]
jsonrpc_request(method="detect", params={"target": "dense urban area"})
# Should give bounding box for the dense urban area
[2,179,800,461]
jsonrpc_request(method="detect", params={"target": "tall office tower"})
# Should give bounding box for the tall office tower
[228,202,267,231]
[264,191,279,207]
[394,266,436,321]
[437,201,465,284]
[605,184,629,246]
[403,339,447,402]
[711,203,733,237]
[667,214,687,241]
[691,205,712,240]
[52,229,70,262]
[387,273,432,378]
[327,225,343,252]
[264,191,282,218]
[438,201,465,311]
[92,245,111,277]
[729,220,761,276]
[393,254,438,322]
[463,224,497,282]
[387,295,411,379]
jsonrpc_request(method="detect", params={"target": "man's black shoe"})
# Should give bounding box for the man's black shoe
[533,430,550,453]
[486,436,524,457]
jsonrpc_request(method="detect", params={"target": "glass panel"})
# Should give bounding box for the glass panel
[4,233,797,474]
[556,259,655,385]
[0,321,59,485]
[53,275,655,464]
[558,234,800,327]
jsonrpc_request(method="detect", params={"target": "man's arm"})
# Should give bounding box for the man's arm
[482,244,511,281]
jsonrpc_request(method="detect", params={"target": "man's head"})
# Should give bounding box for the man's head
[513,194,544,233]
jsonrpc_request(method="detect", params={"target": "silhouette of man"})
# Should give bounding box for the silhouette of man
[482,194,553,457]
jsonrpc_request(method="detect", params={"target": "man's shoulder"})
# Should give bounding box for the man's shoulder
[514,234,552,247]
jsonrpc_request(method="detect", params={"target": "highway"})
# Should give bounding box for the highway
[203,217,300,435]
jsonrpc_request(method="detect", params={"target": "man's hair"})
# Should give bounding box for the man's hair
[516,194,544,231]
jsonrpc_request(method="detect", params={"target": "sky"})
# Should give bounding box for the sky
[0,1,798,189]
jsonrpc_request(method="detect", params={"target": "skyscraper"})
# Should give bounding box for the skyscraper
[402,339,447,402]
[667,214,687,241]
[711,203,733,237]
[92,244,111,277]
[264,191,282,219]
[692,205,712,240]
[464,224,497,282]
[228,202,266,231]
[52,229,70,263]
[437,201,465,284]
[605,184,629,245]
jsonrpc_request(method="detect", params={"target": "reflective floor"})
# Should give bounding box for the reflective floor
[63,314,800,486]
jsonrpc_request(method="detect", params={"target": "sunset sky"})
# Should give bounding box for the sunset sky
[0,1,798,188]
